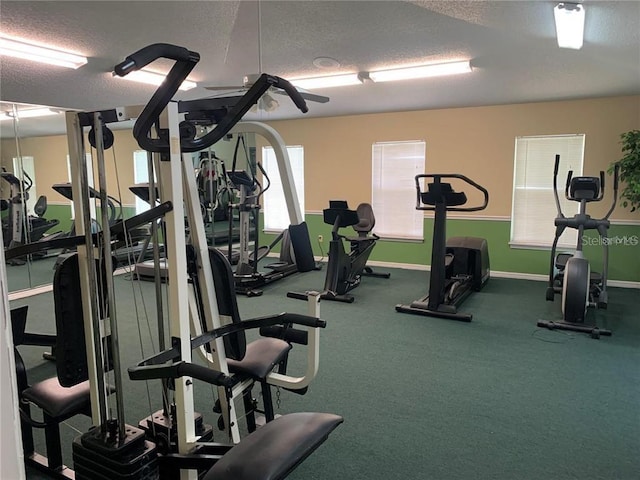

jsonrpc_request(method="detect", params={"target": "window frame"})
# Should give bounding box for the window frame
[510,134,585,250]
[261,145,305,232]
[371,140,426,241]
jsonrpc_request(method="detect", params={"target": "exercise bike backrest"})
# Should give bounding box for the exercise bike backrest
[415,174,489,212]
[353,203,376,237]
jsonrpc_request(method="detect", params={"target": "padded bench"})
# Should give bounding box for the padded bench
[204,412,343,480]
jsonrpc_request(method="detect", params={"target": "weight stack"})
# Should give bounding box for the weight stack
[73,423,159,480]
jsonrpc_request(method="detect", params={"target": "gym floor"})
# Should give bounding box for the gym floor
[16,264,640,480]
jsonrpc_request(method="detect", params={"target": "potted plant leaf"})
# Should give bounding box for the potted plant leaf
[609,130,640,212]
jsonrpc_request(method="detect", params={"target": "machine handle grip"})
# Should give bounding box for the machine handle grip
[553,154,560,177]
[114,43,198,76]
[178,74,307,153]
[603,164,620,220]
[564,170,573,199]
[115,43,200,153]
[272,76,309,113]
[597,171,606,201]
[128,360,234,388]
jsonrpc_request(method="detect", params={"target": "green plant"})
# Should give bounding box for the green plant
[609,130,640,212]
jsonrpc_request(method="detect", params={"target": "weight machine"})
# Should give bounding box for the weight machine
[3,43,341,480]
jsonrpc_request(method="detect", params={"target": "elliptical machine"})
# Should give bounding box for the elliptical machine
[289,200,390,303]
[396,174,490,322]
[537,155,619,339]
[1,170,60,264]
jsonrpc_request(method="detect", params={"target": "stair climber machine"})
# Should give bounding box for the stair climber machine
[537,155,619,339]
[1,43,341,480]
[288,200,390,303]
[396,174,490,322]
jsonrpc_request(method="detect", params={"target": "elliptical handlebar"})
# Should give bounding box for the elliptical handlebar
[603,164,619,220]
[564,169,573,201]
[553,154,565,218]
[414,173,489,212]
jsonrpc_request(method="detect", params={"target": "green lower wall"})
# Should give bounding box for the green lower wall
[260,213,640,283]
[25,205,639,283]
[39,204,138,236]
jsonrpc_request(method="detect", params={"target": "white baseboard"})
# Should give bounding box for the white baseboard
[359,259,640,289]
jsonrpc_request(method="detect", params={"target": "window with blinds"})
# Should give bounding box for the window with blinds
[133,150,150,214]
[510,134,585,249]
[262,145,304,231]
[372,141,425,240]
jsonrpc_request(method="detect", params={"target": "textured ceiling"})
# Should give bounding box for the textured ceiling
[1,0,639,138]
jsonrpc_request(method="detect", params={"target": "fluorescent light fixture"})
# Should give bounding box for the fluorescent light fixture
[368,60,472,83]
[0,35,87,69]
[115,69,197,91]
[554,3,585,50]
[0,107,61,121]
[291,73,361,90]
[291,60,472,90]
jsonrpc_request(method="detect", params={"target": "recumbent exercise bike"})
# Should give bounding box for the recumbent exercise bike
[289,200,389,303]
[537,155,619,339]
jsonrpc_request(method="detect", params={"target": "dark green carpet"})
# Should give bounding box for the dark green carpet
[14,264,640,480]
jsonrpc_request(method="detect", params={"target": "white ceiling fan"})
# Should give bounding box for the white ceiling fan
[204,1,329,112]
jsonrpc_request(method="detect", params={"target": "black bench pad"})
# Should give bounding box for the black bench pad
[22,378,91,419]
[227,337,292,380]
[204,412,343,480]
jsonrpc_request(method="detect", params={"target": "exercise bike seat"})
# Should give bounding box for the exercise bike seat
[204,412,343,480]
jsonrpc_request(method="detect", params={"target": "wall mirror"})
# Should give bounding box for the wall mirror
[1,102,69,294]
[1,103,257,296]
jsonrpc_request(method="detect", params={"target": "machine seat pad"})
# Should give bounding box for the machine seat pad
[227,337,292,380]
[204,412,344,480]
[22,377,91,419]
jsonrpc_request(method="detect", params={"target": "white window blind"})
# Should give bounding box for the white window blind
[372,141,425,240]
[133,150,150,214]
[510,134,585,249]
[262,146,304,231]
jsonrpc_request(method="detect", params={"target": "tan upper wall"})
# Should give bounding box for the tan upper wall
[266,95,640,220]
[2,129,141,206]
[2,95,639,220]
[0,127,251,206]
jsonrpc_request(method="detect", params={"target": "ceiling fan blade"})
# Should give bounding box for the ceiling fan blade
[273,88,330,104]
[299,91,330,104]
[204,85,246,91]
